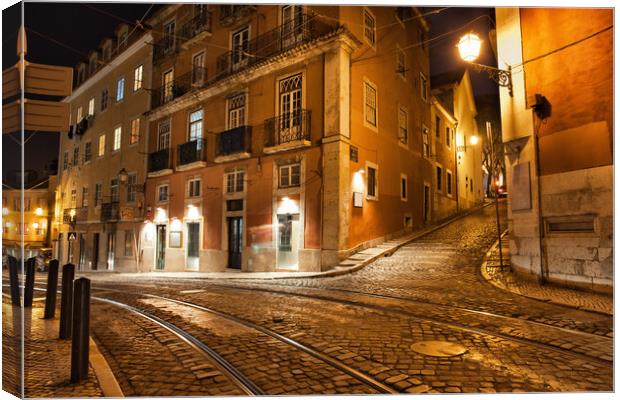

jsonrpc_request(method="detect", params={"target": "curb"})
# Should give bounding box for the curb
[480,232,613,316]
[89,337,124,397]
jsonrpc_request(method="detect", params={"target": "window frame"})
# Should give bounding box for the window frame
[398,106,408,145]
[363,8,376,47]
[88,97,95,116]
[113,126,122,151]
[157,184,170,203]
[116,77,125,102]
[436,164,443,193]
[100,88,108,111]
[94,182,102,207]
[84,141,92,164]
[81,186,89,207]
[400,173,408,202]
[225,170,245,194]
[363,78,378,131]
[420,72,428,102]
[278,163,301,188]
[133,64,143,92]
[188,177,201,198]
[130,117,141,145]
[98,134,106,157]
[422,125,430,158]
[126,172,138,203]
[396,45,406,80]
[446,169,453,197]
[366,161,378,201]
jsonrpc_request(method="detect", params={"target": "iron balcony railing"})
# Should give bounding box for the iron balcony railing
[153,12,212,64]
[217,126,252,156]
[151,67,207,109]
[179,10,212,41]
[100,202,119,222]
[148,148,172,172]
[219,5,256,26]
[264,110,311,147]
[215,14,336,80]
[153,35,178,64]
[177,138,206,166]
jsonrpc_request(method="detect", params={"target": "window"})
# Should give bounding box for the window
[226,171,245,193]
[110,178,119,202]
[63,151,68,170]
[446,127,451,148]
[364,80,377,128]
[98,134,106,156]
[133,65,143,91]
[13,198,20,212]
[23,197,30,212]
[163,21,176,52]
[227,93,246,129]
[278,214,293,251]
[158,119,171,150]
[101,88,108,111]
[89,56,97,75]
[130,118,140,144]
[435,116,441,139]
[188,109,203,141]
[82,187,89,207]
[158,184,169,202]
[366,164,378,199]
[88,98,95,116]
[76,106,83,122]
[192,52,205,85]
[73,147,79,166]
[398,107,408,144]
[71,189,77,207]
[127,173,137,202]
[188,178,201,197]
[363,9,376,46]
[84,141,92,163]
[420,73,428,102]
[124,230,133,257]
[103,44,111,60]
[446,170,453,196]
[94,183,102,207]
[279,164,301,188]
[231,26,250,69]
[436,166,443,192]
[113,126,122,151]
[396,46,406,78]
[400,174,408,201]
[422,126,429,157]
[162,70,173,102]
[118,30,128,49]
[116,78,125,102]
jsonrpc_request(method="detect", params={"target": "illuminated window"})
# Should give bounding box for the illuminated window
[116,77,125,102]
[133,65,143,91]
[279,164,300,188]
[76,106,83,122]
[188,110,203,141]
[130,118,140,144]
[98,134,106,156]
[363,9,376,46]
[398,107,408,144]
[226,171,245,193]
[158,119,171,150]
[113,126,122,151]
[88,97,95,116]
[364,80,377,128]
[227,94,246,129]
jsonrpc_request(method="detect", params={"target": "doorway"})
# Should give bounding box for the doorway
[92,233,99,270]
[106,232,116,270]
[277,213,300,269]
[227,217,243,269]
[423,184,431,223]
[186,222,200,270]
[78,234,86,271]
[156,224,166,270]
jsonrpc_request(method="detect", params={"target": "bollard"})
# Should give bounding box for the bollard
[8,256,20,306]
[70,278,90,383]
[44,260,60,319]
[24,258,36,308]
[59,263,75,339]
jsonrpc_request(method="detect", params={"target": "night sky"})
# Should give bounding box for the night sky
[2,3,498,185]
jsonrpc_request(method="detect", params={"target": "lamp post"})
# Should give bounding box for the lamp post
[68,208,76,263]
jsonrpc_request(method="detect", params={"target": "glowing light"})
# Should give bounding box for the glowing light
[35,207,43,216]
[2,207,8,215]
[170,218,183,232]
[143,221,155,241]
[187,205,201,220]
[353,169,365,193]
[277,196,300,215]
[457,33,482,62]
[154,207,167,223]
[69,209,76,218]
[32,222,39,229]
[469,135,479,145]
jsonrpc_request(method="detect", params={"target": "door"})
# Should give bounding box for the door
[92,233,99,270]
[192,52,205,85]
[423,184,431,223]
[277,214,300,269]
[186,222,200,270]
[163,20,175,53]
[78,234,86,271]
[231,27,249,71]
[156,224,166,270]
[106,232,116,270]
[227,217,243,269]
[279,74,302,142]
[281,5,304,48]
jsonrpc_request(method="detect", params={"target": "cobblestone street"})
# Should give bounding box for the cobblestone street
[6,203,613,396]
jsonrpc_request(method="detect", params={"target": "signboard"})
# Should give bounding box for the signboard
[2,62,73,99]
[68,232,77,241]
[353,192,363,208]
[3,98,70,134]
[511,162,532,211]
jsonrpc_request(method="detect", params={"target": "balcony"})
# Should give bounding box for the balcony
[179,11,212,49]
[219,5,257,27]
[148,148,172,176]
[101,202,119,223]
[264,110,311,152]
[215,14,336,80]
[151,67,207,109]
[215,126,252,163]
[176,139,206,170]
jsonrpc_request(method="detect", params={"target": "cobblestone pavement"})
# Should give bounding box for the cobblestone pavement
[482,233,613,315]
[82,202,613,394]
[2,300,104,398]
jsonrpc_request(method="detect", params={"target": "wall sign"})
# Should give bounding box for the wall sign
[353,192,363,208]
[169,231,182,248]
[511,162,531,211]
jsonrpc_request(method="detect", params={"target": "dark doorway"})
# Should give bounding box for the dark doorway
[156,224,166,270]
[227,217,243,269]
[424,184,431,223]
[92,233,99,270]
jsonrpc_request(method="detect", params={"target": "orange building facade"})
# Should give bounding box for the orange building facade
[140,5,436,273]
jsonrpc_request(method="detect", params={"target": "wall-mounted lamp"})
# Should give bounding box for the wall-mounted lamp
[118,167,128,184]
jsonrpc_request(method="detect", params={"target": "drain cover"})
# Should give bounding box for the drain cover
[410,341,468,357]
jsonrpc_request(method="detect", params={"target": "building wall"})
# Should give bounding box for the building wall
[496,8,613,292]
[2,188,51,259]
[430,99,458,221]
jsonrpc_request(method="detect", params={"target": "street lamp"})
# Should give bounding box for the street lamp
[118,168,128,184]
[457,32,513,97]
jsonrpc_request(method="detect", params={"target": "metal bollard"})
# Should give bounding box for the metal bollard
[70,278,90,383]
[59,263,75,339]
[24,258,36,308]
[44,260,59,319]
[8,256,20,306]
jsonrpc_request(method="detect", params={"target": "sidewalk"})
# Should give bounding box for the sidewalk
[78,202,491,282]
[1,298,110,398]
[480,231,613,315]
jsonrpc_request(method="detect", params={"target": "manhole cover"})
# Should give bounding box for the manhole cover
[410,341,468,357]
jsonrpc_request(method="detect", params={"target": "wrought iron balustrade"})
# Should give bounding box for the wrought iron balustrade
[264,110,311,147]
[148,148,172,172]
[100,202,119,222]
[215,14,336,80]
[177,139,206,166]
[151,67,207,109]
[217,126,252,156]
[219,5,257,26]
[179,10,212,41]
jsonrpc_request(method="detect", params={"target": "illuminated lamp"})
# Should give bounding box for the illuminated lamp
[154,207,167,223]
[457,32,481,62]
[170,218,183,232]
[35,207,43,216]
[2,207,8,215]
[187,205,201,220]
[277,196,300,215]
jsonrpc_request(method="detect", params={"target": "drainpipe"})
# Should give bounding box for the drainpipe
[453,122,459,214]
[534,132,546,284]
